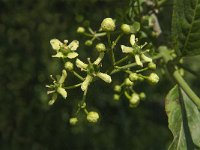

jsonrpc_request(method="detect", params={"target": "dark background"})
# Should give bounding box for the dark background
[1,0,199,149]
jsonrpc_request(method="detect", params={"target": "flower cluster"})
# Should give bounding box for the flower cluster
[47,17,160,125]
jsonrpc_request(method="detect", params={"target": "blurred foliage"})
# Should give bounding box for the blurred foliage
[2,0,199,149]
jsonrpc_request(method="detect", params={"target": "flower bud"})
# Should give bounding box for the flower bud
[85,40,93,46]
[69,117,78,125]
[129,73,138,81]
[57,87,67,99]
[148,62,156,70]
[87,111,99,123]
[65,61,74,71]
[114,85,121,92]
[77,27,85,33]
[101,18,115,32]
[125,78,134,86]
[139,92,146,100]
[113,94,120,101]
[147,73,159,85]
[96,43,106,52]
[129,93,140,107]
[121,24,131,34]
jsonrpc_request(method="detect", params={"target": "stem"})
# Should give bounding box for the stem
[178,64,200,77]
[107,32,115,66]
[136,67,148,73]
[76,88,88,115]
[72,71,84,81]
[173,70,200,109]
[137,0,141,15]
[64,83,82,89]
[115,56,130,65]
[95,32,107,37]
[111,54,163,75]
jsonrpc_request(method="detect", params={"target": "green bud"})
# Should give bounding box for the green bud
[148,62,156,70]
[113,94,120,101]
[87,111,99,123]
[101,18,115,32]
[69,117,78,125]
[85,40,93,46]
[129,73,138,81]
[77,27,85,33]
[65,61,74,71]
[96,43,106,52]
[121,24,131,34]
[125,78,134,86]
[139,92,146,100]
[114,85,121,92]
[148,73,159,85]
[129,93,140,108]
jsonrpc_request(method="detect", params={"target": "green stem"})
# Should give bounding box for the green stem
[76,88,88,115]
[111,54,163,75]
[178,64,200,77]
[115,56,129,65]
[107,32,115,66]
[173,70,200,109]
[72,71,84,81]
[64,83,82,89]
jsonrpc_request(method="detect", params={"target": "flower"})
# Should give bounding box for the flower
[46,70,68,104]
[87,111,99,123]
[50,39,79,59]
[121,34,152,67]
[69,117,78,125]
[76,53,112,91]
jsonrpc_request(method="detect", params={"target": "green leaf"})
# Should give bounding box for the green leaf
[172,0,200,56]
[180,88,200,148]
[165,85,200,150]
[165,86,187,150]
[130,22,140,33]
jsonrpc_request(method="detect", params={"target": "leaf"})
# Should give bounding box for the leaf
[180,88,200,148]
[165,86,187,150]
[130,22,140,33]
[172,0,200,56]
[165,85,200,150]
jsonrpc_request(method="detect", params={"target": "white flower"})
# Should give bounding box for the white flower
[76,53,112,91]
[50,39,79,59]
[120,34,152,67]
[57,87,67,99]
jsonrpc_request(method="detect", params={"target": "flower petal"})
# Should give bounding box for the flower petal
[67,52,79,59]
[96,72,112,83]
[76,59,88,70]
[140,54,152,62]
[50,39,62,51]
[58,70,67,84]
[81,75,93,91]
[135,54,143,67]
[121,45,133,53]
[130,34,136,46]
[52,52,64,58]
[57,87,67,99]
[93,53,104,65]
[68,40,79,51]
